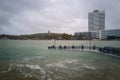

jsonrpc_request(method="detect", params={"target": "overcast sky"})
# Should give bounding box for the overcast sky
[0,0,120,35]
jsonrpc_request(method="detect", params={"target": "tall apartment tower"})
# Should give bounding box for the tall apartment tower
[88,10,105,38]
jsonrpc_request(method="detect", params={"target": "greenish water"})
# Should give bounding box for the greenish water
[0,40,120,80]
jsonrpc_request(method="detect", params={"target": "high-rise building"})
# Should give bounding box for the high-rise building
[88,10,105,38]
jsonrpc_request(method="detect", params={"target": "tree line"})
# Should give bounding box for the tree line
[0,33,74,40]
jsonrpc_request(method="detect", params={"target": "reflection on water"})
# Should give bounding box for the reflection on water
[0,40,120,80]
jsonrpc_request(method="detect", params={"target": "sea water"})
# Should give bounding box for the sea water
[0,40,120,80]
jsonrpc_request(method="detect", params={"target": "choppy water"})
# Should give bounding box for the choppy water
[0,40,120,80]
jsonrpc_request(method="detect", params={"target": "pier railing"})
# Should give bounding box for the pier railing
[48,45,120,56]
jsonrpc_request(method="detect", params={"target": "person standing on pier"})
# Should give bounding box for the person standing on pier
[82,45,84,50]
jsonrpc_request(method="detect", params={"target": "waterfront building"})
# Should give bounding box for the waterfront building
[88,10,105,38]
[99,29,120,40]
[74,31,96,40]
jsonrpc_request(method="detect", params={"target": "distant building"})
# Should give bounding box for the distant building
[74,31,96,40]
[99,29,120,40]
[88,10,105,38]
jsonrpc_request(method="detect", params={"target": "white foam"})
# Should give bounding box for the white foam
[24,73,33,78]
[46,60,79,69]
[64,60,79,64]
[46,60,96,71]
[64,61,72,64]
[25,64,46,79]
[16,64,43,70]
[46,64,55,67]
[0,64,14,73]
[83,64,96,70]
[16,64,46,75]
[0,63,47,79]
[54,63,67,68]
[16,64,46,79]
[26,64,41,70]
[47,78,52,80]
[1,67,12,73]
[16,64,24,67]
[46,63,67,68]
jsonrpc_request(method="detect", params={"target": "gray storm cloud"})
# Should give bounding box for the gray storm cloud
[0,0,120,34]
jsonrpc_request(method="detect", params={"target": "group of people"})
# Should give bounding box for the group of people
[48,45,120,56]
[99,46,120,56]
[58,45,85,50]
[48,45,88,50]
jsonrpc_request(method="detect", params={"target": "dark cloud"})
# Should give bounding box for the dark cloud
[0,0,120,34]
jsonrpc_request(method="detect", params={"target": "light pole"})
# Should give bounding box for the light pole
[89,31,91,50]
[54,33,56,47]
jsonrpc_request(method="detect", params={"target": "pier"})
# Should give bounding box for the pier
[48,45,120,56]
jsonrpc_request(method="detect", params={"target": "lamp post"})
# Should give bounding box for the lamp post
[54,33,56,47]
[89,31,91,50]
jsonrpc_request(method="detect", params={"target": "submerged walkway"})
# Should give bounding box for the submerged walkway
[48,45,120,57]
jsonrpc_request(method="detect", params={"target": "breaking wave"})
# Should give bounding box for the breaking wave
[46,59,79,69]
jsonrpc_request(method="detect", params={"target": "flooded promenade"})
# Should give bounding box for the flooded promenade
[0,40,120,80]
